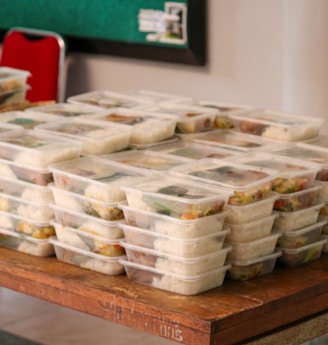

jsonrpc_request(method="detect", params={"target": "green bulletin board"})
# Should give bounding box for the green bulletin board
[0,0,206,65]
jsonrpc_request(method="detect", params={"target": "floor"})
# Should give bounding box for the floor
[1,287,327,345]
[0,287,179,345]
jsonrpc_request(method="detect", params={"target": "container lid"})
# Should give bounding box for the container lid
[170,158,278,191]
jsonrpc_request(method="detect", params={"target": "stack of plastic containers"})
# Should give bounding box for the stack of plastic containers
[48,156,150,275]
[0,67,31,108]
[267,142,328,257]
[170,158,282,281]
[227,151,327,267]
[119,174,232,295]
[0,129,83,256]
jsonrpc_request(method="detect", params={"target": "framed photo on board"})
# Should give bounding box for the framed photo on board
[0,0,207,66]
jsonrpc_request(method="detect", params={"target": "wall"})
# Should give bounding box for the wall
[2,0,327,133]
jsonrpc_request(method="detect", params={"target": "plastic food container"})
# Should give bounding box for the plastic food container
[119,223,229,258]
[225,213,278,243]
[230,108,324,141]
[121,175,232,219]
[52,204,124,239]
[187,130,279,152]
[227,232,281,261]
[267,142,328,182]
[119,204,227,239]
[52,222,125,257]
[277,237,327,267]
[0,192,54,221]
[0,111,60,129]
[120,258,230,295]
[67,90,151,109]
[0,176,54,204]
[36,117,132,155]
[0,228,54,257]
[0,67,31,93]
[26,102,109,117]
[171,158,277,205]
[228,152,320,194]
[224,192,278,224]
[90,107,177,145]
[102,149,192,173]
[50,184,124,221]
[0,158,53,186]
[0,86,29,106]
[148,139,242,160]
[0,129,83,168]
[49,236,126,275]
[121,89,192,104]
[228,249,282,281]
[49,156,149,203]
[0,211,55,239]
[121,240,231,276]
[277,220,326,249]
[273,203,324,232]
[273,185,321,211]
[0,122,22,133]
[136,103,218,134]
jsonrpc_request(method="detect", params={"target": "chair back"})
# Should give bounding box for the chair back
[0,27,66,102]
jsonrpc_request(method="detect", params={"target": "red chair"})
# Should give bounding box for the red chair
[0,27,66,102]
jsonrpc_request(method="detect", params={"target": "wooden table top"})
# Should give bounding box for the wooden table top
[1,248,328,345]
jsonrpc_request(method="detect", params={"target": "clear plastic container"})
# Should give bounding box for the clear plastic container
[230,108,324,141]
[0,67,31,93]
[50,184,124,221]
[0,228,54,257]
[136,103,218,134]
[228,152,320,194]
[52,204,124,239]
[26,102,110,117]
[49,156,150,203]
[0,110,60,129]
[120,258,230,295]
[0,210,55,239]
[90,107,177,145]
[187,129,279,152]
[277,237,327,267]
[273,202,324,232]
[227,232,281,261]
[225,213,278,243]
[119,204,227,239]
[277,220,326,249]
[0,158,53,186]
[224,192,278,224]
[67,90,151,109]
[267,142,328,182]
[148,139,242,160]
[171,158,277,205]
[273,184,321,211]
[102,149,192,172]
[118,223,229,258]
[0,122,23,133]
[36,117,132,155]
[121,240,231,276]
[0,192,54,221]
[121,89,192,104]
[121,175,231,219]
[228,249,282,281]
[0,176,54,204]
[52,222,125,257]
[0,129,83,168]
[0,86,29,106]
[49,236,126,275]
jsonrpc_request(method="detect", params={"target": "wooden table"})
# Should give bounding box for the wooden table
[0,247,328,345]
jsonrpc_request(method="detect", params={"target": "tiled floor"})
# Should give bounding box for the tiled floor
[1,287,328,345]
[0,287,179,345]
